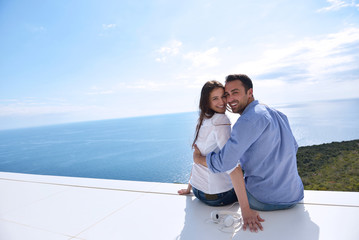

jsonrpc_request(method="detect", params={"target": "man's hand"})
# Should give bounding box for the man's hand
[241,207,265,232]
[193,144,207,167]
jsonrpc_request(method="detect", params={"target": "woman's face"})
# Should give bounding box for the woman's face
[209,87,226,114]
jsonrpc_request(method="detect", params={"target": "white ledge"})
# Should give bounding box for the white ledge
[1,172,358,240]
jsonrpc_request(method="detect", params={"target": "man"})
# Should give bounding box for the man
[193,74,304,232]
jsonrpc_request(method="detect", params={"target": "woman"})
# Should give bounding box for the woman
[178,80,237,206]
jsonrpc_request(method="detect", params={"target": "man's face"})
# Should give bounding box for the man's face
[224,80,253,114]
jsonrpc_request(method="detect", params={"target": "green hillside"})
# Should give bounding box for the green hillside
[297,139,359,191]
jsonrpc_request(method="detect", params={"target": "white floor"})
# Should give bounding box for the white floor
[0,172,358,240]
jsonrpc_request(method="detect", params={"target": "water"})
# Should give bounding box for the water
[275,98,359,147]
[0,98,358,183]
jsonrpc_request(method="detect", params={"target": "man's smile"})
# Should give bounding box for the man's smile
[229,101,238,108]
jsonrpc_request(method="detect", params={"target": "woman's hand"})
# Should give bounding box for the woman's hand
[193,144,207,167]
[177,188,191,195]
[241,207,265,232]
[178,184,192,195]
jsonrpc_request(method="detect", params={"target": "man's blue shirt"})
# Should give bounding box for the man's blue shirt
[206,100,304,204]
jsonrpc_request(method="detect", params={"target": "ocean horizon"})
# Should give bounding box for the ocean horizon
[0,98,358,183]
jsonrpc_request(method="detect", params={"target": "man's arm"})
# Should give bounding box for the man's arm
[230,166,264,232]
[206,118,268,173]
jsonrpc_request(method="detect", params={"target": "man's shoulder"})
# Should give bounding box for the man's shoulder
[243,102,271,120]
[254,103,289,122]
[233,103,271,131]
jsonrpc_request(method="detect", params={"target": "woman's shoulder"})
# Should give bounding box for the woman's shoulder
[211,113,231,126]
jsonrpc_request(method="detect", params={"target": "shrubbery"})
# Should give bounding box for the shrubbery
[297,139,359,191]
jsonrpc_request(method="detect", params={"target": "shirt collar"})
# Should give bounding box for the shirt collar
[241,100,258,115]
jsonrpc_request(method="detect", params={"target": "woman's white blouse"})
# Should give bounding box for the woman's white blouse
[190,113,233,194]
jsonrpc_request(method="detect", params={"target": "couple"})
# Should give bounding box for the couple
[178,74,304,232]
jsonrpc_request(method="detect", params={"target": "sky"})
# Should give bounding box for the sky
[0,0,359,130]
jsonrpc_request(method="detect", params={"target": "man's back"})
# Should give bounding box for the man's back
[207,100,304,204]
[238,101,303,204]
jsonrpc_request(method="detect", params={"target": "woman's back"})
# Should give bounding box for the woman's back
[190,113,233,194]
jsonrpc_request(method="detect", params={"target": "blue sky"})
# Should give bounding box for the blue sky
[1,0,359,129]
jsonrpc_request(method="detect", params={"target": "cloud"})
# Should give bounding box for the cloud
[86,86,114,95]
[33,26,46,32]
[86,80,179,93]
[173,73,225,89]
[99,24,118,37]
[102,23,117,30]
[26,25,46,33]
[155,40,220,69]
[0,98,90,117]
[86,90,114,95]
[183,47,220,68]
[125,80,169,91]
[317,0,359,12]
[208,37,216,42]
[158,40,182,55]
[237,27,359,84]
[155,40,182,63]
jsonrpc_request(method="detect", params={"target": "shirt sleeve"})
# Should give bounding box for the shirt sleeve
[214,124,231,150]
[206,115,269,173]
[212,114,231,150]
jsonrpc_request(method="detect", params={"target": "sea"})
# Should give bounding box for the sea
[0,98,358,184]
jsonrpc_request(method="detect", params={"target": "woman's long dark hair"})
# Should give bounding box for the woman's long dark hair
[192,80,224,148]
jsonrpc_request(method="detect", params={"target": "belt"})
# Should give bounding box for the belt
[204,193,219,200]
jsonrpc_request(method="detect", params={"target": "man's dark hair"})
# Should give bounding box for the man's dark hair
[225,74,253,92]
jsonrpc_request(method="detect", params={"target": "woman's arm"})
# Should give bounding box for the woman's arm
[178,183,192,195]
[178,170,193,195]
[230,166,264,232]
[193,144,207,167]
